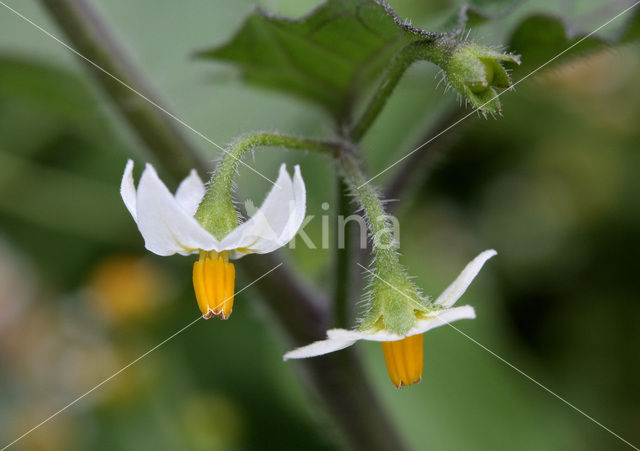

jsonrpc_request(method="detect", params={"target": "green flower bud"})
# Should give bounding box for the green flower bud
[444,42,520,114]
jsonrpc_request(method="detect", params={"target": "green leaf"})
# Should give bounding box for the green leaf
[508,10,640,77]
[197,0,437,121]
[508,14,604,76]
[620,8,640,43]
[0,57,113,141]
[440,0,523,33]
[0,57,133,245]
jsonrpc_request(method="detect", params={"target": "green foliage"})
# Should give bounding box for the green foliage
[0,57,138,290]
[508,10,640,76]
[508,14,604,76]
[621,8,640,42]
[0,57,109,137]
[197,0,437,121]
[440,0,523,33]
[0,58,129,248]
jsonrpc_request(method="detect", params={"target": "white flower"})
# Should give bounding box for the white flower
[120,160,306,319]
[121,160,306,258]
[283,250,496,388]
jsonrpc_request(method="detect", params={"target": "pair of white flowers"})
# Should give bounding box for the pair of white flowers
[121,160,494,377]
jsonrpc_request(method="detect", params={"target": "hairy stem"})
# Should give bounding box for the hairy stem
[339,152,425,336]
[196,132,339,236]
[39,0,406,449]
[349,37,456,142]
[339,153,401,275]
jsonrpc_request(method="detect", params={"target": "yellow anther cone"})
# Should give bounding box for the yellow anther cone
[381,334,423,388]
[192,251,235,319]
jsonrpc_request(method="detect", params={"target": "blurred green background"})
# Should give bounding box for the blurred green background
[0,0,639,450]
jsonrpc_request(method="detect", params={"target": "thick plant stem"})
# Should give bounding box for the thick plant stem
[40,0,205,182]
[242,254,407,451]
[38,0,407,449]
[349,37,455,142]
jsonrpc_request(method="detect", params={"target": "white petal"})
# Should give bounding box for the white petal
[278,165,306,245]
[136,163,220,256]
[330,327,403,342]
[221,164,305,255]
[339,306,476,342]
[120,159,138,222]
[175,169,205,217]
[283,306,476,359]
[226,248,251,260]
[283,328,358,360]
[434,249,497,308]
[407,305,476,336]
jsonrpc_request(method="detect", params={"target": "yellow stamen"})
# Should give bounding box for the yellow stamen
[192,251,235,319]
[381,334,423,388]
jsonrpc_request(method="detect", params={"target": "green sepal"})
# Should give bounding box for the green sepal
[194,179,239,241]
[445,42,520,113]
[380,286,418,335]
[359,266,433,336]
[194,147,242,240]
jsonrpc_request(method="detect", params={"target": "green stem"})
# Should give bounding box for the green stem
[205,133,338,200]
[349,37,456,142]
[194,132,339,238]
[339,153,400,273]
[339,152,426,335]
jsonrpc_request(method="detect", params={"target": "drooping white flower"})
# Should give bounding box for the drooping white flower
[284,250,496,387]
[121,160,306,319]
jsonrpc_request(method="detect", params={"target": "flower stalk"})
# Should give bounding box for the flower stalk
[195,132,338,238]
[338,153,428,336]
[349,37,519,140]
[349,37,455,141]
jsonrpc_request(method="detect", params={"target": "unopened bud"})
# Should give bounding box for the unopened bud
[445,43,520,113]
